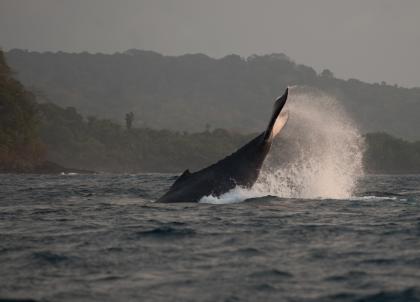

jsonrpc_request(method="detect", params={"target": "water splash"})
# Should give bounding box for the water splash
[200,86,365,204]
[254,86,365,199]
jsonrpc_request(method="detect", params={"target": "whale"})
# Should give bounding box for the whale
[157,88,289,203]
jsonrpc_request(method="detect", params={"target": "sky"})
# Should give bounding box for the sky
[0,0,419,87]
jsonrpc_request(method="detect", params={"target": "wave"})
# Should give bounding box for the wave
[199,190,402,204]
[132,226,195,238]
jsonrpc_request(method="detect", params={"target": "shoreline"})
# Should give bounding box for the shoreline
[0,161,95,175]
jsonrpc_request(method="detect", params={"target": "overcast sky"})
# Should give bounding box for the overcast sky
[1,0,419,87]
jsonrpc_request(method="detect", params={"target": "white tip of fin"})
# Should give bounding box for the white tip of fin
[272,111,289,138]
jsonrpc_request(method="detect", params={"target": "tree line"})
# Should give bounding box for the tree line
[37,102,420,174]
[6,49,420,140]
[1,49,420,174]
[0,50,45,172]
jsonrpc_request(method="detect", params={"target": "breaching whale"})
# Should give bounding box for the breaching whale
[157,88,289,203]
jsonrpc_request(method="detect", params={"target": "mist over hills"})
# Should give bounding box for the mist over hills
[1,48,420,174]
[5,49,420,140]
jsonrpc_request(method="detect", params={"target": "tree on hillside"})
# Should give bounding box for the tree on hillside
[320,69,334,78]
[125,112,134,130]
[5,49,420,140]
[0,50,45,171]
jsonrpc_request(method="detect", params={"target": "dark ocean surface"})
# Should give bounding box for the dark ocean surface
[1,173,420,302]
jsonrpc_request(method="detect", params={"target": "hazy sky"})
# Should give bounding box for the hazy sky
[1,0,419,87]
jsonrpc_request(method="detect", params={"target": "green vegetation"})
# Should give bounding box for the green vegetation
[35,102,420,174]
[38,102,253,172]
[364,133,420,174]
[6,49,420,140]
[1,49,420,174]
[0,50,45,172]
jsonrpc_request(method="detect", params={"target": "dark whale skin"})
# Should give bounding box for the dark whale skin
[157,88,288,203]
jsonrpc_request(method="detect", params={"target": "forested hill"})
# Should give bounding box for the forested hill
[5,49,420,140]
[0,50,45,171]
[36,102,420,174]
[2,49,420,174]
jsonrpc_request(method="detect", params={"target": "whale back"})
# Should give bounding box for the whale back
[157,88,289,203]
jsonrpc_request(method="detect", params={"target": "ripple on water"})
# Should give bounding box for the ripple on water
[131,226,196,239]
[356,287,420,302]
[1,173,420,301]
[31,251,74,266]
[248,269,293,279]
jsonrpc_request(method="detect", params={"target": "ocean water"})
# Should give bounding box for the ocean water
[1,173,420,302]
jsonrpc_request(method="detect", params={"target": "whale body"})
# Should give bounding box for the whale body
[157,88,289,203]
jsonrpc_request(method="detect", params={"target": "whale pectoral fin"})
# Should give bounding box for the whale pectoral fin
[272,111,289,138]
[263,88,289,142]
[172,169,191,187]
